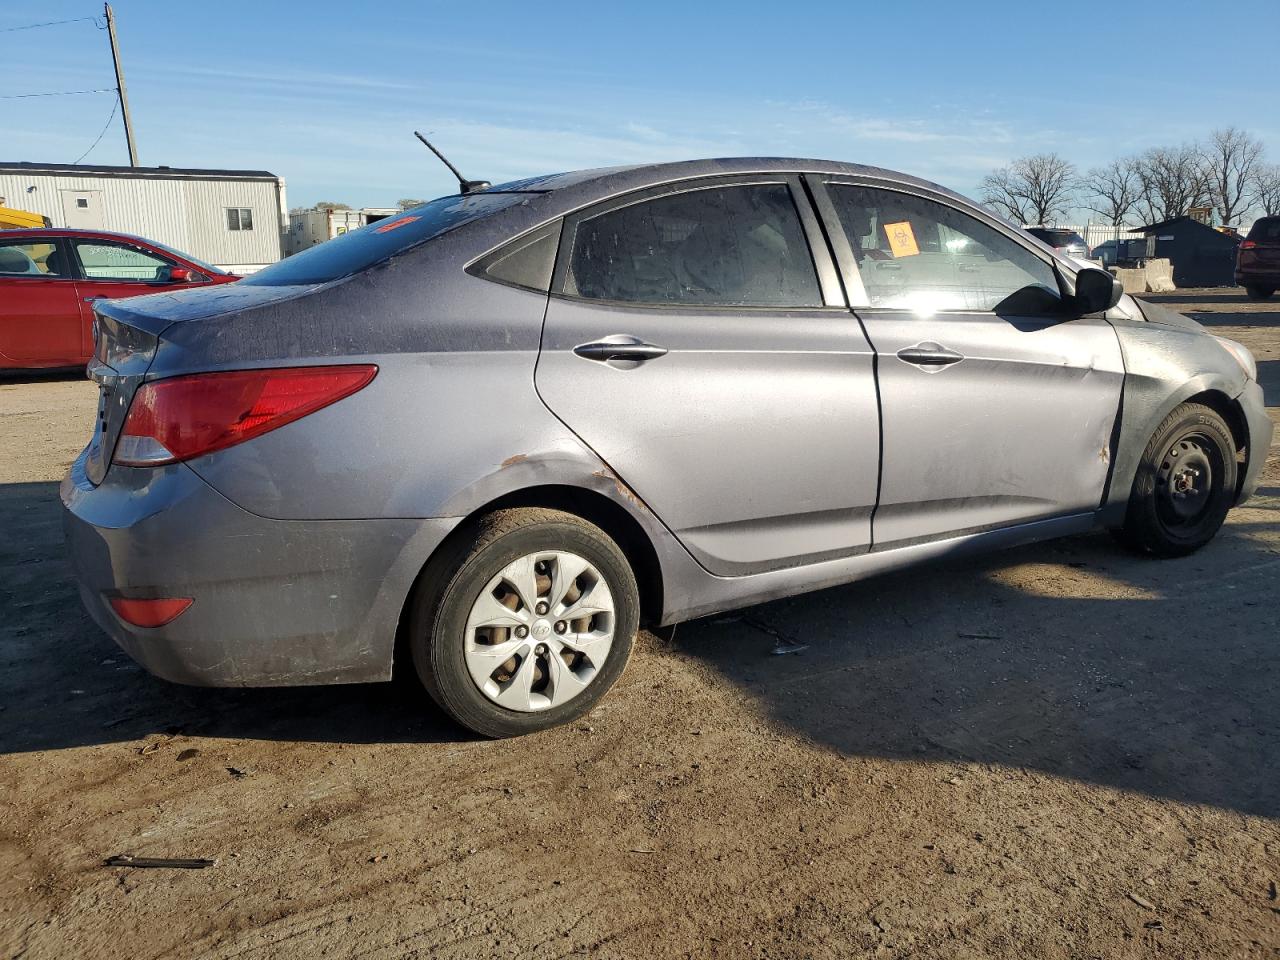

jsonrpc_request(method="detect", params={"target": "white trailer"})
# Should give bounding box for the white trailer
[286,207,400,256]
[0,161,287,274]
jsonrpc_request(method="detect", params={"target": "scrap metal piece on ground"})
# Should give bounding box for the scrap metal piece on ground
[105,855,216,869]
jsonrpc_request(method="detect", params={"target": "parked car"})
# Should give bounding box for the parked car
[1025,226,1091,260]
[62,158,1270,737]
[0,228,236,370]
[1236,215,1280,299]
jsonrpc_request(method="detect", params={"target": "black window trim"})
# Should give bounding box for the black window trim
[0,237,81,281]
[806,174,1070,316]
[549,174,845,311]
[466,219,563,293]
[70,237,182,285]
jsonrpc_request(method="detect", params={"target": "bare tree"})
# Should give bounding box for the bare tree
[314,201,352,211]
[1081,157,1142,226]
[1251,163,1280,217]
[1202,127,1265,226]
[397,198,427,210]
[1134,145,1210,223]
[980,154,1077,225]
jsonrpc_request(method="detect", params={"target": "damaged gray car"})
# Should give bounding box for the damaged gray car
[62,158,1272,737]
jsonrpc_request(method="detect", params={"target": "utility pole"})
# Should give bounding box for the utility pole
[104,3,138,166]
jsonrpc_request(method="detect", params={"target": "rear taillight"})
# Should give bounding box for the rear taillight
[110,596,193,627]
[1241,240,1256,249]
[114,364,377,466]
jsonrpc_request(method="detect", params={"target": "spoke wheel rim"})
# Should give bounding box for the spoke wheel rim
[463,550,615,713]
[1154,433,1220,532]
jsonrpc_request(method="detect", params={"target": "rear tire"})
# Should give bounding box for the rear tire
[409,508,639,738]
[1244,285,1275,300]
[1115,402,1236,557]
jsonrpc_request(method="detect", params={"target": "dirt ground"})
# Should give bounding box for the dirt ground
[2,289,1278,959]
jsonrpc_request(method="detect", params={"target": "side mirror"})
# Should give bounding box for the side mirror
[167,266,192,283]
[1072,266,1123,315]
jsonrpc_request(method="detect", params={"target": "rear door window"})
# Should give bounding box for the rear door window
[244,192,529,286]
[564,183,822,307]
[0,240,70,277]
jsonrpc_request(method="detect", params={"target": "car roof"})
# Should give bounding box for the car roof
[484,157,966,206]
[0,227,177,248]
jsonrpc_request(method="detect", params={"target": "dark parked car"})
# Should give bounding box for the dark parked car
[0,228,236,370]
[1236,215,1280,299]
[1025,226,1091,260]
[62,158,1271,737]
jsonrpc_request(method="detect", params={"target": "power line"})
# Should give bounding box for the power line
[0,16,101,33]
[71,97,119,164]
[0,87,115,100]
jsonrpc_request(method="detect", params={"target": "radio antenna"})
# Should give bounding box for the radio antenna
[413,131,490,194]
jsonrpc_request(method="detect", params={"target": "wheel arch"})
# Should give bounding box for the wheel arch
[393,481,668,679]
[1102,374,1252,524]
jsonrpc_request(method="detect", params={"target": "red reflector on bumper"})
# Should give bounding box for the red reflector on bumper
[109,597,193,628]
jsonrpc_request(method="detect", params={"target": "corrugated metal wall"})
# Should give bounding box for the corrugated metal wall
[0,171,285,270]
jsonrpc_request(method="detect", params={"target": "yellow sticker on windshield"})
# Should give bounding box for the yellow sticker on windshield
[884,220,920,258]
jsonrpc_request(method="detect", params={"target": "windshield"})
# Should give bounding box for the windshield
[243,192,529,287]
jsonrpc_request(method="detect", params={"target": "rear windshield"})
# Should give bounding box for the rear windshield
[243,192,528,286]
[1247,217,1280,242]
[1028,229,1083,247]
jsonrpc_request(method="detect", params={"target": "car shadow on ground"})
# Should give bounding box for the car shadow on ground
[1256,359,1280,406]
[0,368,86,385]
[671,521,1280,820]
[4,476,1279,820]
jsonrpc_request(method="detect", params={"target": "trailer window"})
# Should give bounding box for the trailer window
[227,208,254,231]
[243,192,530,287]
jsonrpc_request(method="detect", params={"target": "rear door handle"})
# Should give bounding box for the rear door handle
[897,343,965,367]
[573,337,669,363]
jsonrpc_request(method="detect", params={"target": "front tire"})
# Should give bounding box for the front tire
[409,508,639,738]
[1244,285,1275,300]
[1115,402,1237,557]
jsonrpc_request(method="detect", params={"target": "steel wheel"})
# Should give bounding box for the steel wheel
[1116,402,1236,557]
[463,550,615,712]
[1154,434,1219,533]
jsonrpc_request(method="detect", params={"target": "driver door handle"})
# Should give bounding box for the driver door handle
[897,344,965,366]
[573,338,669,363]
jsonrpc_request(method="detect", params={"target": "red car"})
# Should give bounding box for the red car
[0,228,238,370]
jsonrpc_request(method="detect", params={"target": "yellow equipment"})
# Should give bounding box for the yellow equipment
[0,206,50,229]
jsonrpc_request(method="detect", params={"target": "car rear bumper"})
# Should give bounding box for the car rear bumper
[60,449,459,686]
[1236,379,1273,505]
[1235,268,1280,285]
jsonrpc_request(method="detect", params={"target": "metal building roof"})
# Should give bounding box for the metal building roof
[0,161,280,181]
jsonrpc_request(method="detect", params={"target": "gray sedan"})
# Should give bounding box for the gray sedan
[62,158,1271,737]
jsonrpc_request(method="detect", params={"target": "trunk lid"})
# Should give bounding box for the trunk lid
[83,284,321,484]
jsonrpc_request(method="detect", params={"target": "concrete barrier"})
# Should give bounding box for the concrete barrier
[1109,259,1175,293]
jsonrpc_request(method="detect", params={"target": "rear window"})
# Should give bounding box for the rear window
[243,192,528,286]
[1247,217,1280,243]
[1027,228,1081,247]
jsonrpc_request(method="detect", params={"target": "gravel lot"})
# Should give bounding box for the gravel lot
[2,289,1278,959]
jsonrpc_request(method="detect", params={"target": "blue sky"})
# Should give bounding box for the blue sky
[4,0,1278,214]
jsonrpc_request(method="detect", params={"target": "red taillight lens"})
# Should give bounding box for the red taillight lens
[110,596,193,627]
[114,364,377,466]
[1240,240,1256,249]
